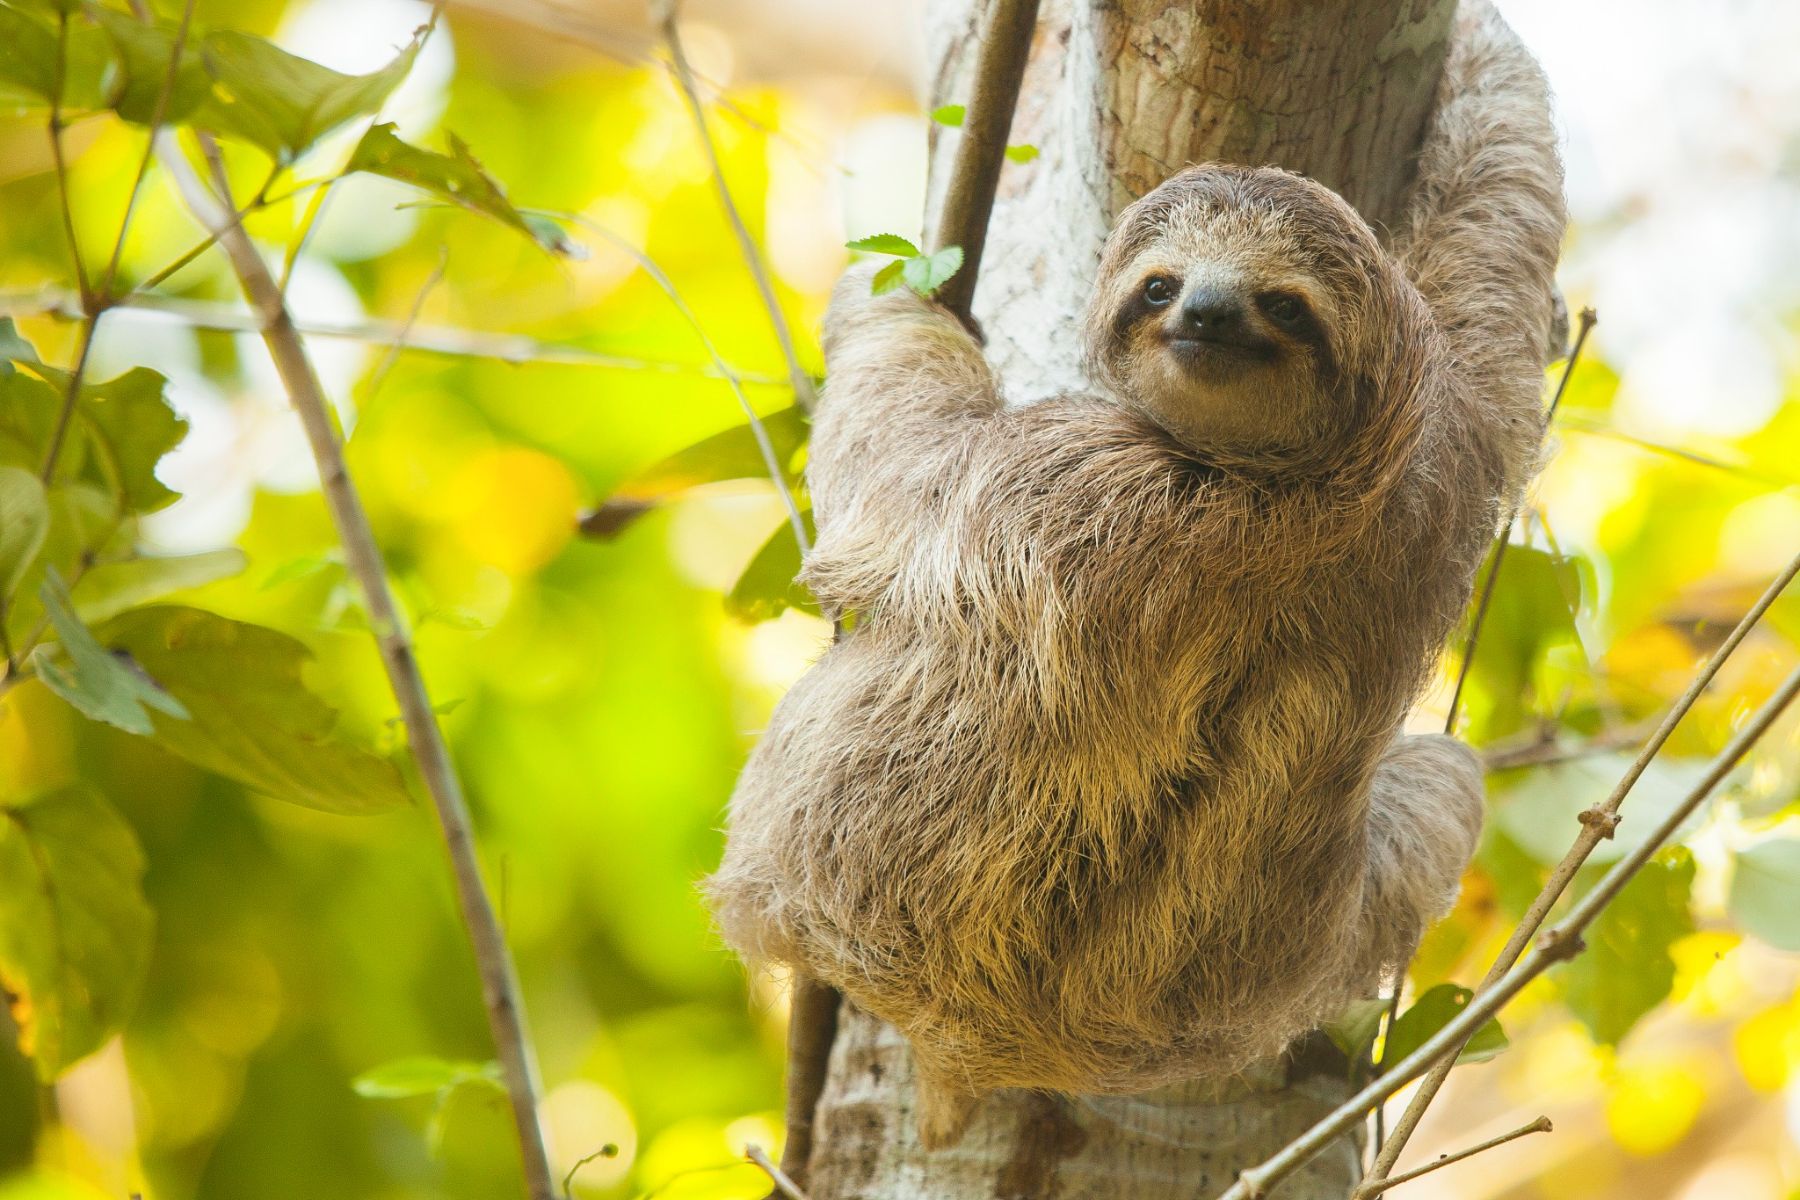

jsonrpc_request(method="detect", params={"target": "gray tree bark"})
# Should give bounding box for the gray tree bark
[805,2,1457,1196]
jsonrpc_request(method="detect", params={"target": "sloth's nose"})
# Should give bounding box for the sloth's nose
[1180,287,1246,336]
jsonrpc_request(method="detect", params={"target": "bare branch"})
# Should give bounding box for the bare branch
[1218,657,1800,1200]
[746,1144,810,1200]
[147,114,558,1200]
[0,289,781,384]
[655,0,816,412]
[1353,1116,1551,1198]
[1366,542,1800,1182]
[929,0,1042,327]
[1444,307,1597,733]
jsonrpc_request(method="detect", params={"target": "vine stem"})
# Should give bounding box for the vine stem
[1217,656,1800,1200]
[655,0,816,412]
[929,0,1042,328]
[1361,543,1800,1185]
[150,127,556,1200]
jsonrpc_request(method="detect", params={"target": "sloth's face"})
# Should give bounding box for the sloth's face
[1085,167,1381,462]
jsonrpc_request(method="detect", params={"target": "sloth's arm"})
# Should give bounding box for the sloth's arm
[807,266,1001,529]
[1396,0,1564,497]
[1356,734,1485,974]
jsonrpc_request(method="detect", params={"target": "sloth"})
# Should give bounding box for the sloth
[709,0,1563,1147]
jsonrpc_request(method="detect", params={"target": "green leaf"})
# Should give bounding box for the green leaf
[727,514,819,624]
[352,1055,498,1099]
[0,788,153,1080]
[0,317,39,372]
[930,104,964,127]
[0,467,48,599]
[32,571,189,736]
[1729,838,1800,952]
[99,606,412,815]
[346,123,576,256]
[24,364,186,515]
[88,6,211,125]
[902,246,963,297]
[1004,143,1039,163]
[1382,983,1508,1068]
[845,233,920,257]
[196,27,421,163]
[0,5,60,101]
[869,259,906,296]
[1323,996,1388,1063]
[72,548,247,625]
[1464,544,1587,738]
[1560,848,1695,1046]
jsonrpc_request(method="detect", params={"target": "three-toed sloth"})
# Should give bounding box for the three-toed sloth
[709,0,1564,1146]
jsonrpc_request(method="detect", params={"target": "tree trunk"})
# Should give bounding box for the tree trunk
[805,2,1456,1196]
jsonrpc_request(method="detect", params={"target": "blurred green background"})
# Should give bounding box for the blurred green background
[0,1,1797,1198]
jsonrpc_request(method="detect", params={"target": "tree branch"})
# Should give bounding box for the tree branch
[747,1143,810,1200]
[148,126,557,1200]
[1218,656,1800,1200]
[1353,1116,1550,1199]
[930,0,1042,327]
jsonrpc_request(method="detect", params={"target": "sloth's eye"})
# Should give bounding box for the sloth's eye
[1260,293,1307,327]
[1143,277,1178,307]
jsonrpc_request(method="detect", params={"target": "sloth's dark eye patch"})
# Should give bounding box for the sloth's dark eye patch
[1144,276,1179,307]
[1257,292,1311,331]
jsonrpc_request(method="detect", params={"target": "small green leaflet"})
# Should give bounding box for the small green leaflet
[1382,983,1508,1068]
[0,787,153,1080]
[1004,144,1040,163]
[347,123,576,256]
[87,7,212,125]
[845,233,920,257]
[352,1055,501,1099]
[73,548,248,625]
[23,362,188,515]
[0,466,48,598]
[1729,838,1800,952]
[846,236,964,299]
[0,4,62,101]
[930,104,965,127]
[31,571,190,737]
[903,246,963,297]
[1323,995,1388,1063]
[1560,848,1695,1046]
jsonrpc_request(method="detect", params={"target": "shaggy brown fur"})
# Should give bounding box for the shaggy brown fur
[709,0,1564,1147]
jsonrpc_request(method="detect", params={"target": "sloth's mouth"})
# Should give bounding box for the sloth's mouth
[1165,333,1277,365]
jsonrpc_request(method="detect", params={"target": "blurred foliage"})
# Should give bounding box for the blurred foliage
[0,1,1794,1199]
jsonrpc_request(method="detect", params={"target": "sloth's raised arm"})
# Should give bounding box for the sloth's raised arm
[1395,0,1564,498]
[806,267,1002,527]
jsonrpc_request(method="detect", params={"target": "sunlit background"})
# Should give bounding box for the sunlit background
[0,0,1797,1197]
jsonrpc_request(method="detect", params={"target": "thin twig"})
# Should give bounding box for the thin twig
[560,1142,618,1200]
[929,0,1042,327]
[1353,1116,1550,1198]
[151,118,556,1200]
[1364,543,1800,1183]
[555,212,810,556]
[745,1144,809,1200]
[655,0,816,412]
[1216,658,1800,1200]
[1,289,781,384]
[48,9,89,307]
[1443,307,1596,733]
